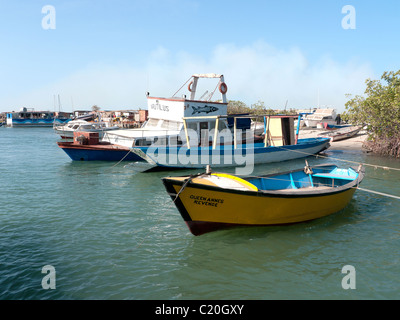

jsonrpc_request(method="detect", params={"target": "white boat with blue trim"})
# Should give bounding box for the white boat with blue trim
[54,119,120,140]
[128,74,331,173]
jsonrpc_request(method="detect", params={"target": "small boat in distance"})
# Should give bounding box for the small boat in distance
[304,108,337,128]
[162,163,364,235]
[57,131,145,162]
[54,119,120,140]
[323,123,351,130]
[6,108,71,127]
[318,125,362,142]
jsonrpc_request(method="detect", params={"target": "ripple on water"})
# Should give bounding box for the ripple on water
[1,128,400,299]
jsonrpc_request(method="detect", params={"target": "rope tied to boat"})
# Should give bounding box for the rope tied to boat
[276,144,400,172]
[111,149,136,167]
[355,187,400,200]
[172,165,213,202]
[172,173,208,203]
[274,146,400,199]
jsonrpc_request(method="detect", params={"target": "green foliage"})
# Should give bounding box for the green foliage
[251,100,276,116]
[92,105,101,112]
[343,70,400,157]
[227,100,251,114]
[227,100,276,115]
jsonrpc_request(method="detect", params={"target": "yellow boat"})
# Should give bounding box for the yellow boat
[162,163,365,235]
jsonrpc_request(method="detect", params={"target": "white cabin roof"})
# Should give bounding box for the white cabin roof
[192,73,222,78]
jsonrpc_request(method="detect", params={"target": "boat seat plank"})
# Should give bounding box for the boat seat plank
[312,173,355,181]
[289,173,298,189]
[281,185,333,192]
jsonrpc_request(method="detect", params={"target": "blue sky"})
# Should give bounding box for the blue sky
[1,0,399,113]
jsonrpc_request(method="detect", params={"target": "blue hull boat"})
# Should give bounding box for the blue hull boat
[57,141,145,162]
[131,137,331,174]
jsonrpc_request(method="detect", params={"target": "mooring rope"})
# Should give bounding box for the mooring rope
[276,144,400,172]
[266,145,400,199]
[171,76,193,97]
[113,136,400,201]
[111,149,135,168]
[355,187,400,200]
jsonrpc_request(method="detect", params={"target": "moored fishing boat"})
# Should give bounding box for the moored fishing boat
[323,123,351,130]
[162,163,364,235]
[102,73,233,149]
[304,108,337,128]
[128,74,330,172]
[57,73,242,161]
[57,141,143,161]
[54,119,120,140]
[132,136,330,173]
[318,125,362,142]
[57,131,145,161]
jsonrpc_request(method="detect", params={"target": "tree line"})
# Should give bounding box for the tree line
[343,70,400,158]
[227,100,297,116]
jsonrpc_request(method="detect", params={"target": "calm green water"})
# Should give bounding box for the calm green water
[1,127,399,300]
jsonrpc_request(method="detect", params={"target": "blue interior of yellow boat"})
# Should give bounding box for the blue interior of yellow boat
[247,166,359,191]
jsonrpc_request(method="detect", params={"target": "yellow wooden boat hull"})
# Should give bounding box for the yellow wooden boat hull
[162,165,364,235]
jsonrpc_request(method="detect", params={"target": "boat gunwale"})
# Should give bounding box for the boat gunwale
[130,137,330,153]
[318,126,362,139]
[57,141,132,151]
[162,163,365,199]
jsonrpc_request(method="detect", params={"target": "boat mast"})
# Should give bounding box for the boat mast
[190,74,227,103]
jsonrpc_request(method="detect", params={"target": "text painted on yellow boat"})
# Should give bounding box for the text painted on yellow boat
[190,195,225,207]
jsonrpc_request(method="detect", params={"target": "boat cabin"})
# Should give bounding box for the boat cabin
[103,74,297,149]
[103,74,230,147]
[263,115,296,147]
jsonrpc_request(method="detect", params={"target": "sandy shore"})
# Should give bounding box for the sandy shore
[297,127,368,151]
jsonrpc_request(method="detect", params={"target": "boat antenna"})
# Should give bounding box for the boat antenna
[199,90,209,100]
[58,95,62,112]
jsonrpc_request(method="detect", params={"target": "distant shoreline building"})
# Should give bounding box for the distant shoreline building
[100,109,148,128]
[5,108,71,127]
[1,107,147,128]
